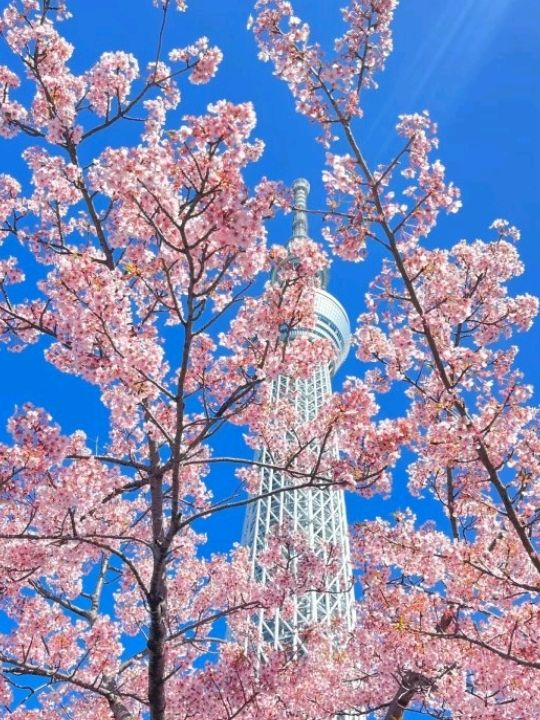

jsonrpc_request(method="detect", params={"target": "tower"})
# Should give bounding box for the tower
[241,178,355,654]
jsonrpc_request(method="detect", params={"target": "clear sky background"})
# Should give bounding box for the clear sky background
[0,0,539,555]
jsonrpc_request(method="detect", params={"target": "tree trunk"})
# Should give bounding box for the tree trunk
[148,575,168,720]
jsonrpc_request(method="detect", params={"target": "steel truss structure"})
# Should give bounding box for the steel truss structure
[242,179,355,654]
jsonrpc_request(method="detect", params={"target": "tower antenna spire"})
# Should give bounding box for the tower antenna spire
[291,177,310,239]
[289,177,329,289]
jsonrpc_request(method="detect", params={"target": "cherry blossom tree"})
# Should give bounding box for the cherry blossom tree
[251,1,539,718]
[0,0,376,720]
[0,1,398,718]
[0,1,537,719]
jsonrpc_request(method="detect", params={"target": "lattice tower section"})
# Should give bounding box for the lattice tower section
[241,178,355,653]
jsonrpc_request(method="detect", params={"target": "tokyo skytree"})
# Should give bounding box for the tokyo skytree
[241,178,355,653]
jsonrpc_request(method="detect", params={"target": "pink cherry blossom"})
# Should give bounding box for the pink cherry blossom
[0,1,537,719]
[252,1,539,717]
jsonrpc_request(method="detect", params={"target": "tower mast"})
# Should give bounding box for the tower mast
[242,178,355,652]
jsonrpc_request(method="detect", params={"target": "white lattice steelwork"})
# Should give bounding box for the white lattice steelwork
[242,178,355,653]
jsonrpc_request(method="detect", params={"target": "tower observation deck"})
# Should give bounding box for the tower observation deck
[241,178,355,653]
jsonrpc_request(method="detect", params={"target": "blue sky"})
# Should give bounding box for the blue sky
[0,0,538,553]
